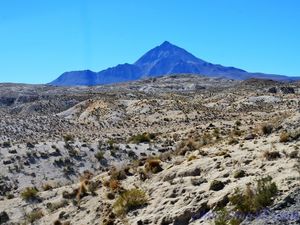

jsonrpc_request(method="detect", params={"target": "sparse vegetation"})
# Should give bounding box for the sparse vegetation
[21,187,39,201]
[144,158,163,173]
[25,208,44,223]
[63,134,74,142]
[95,151,105,161]
[214,177,278,225]
[46,200,69,212]
[263,150,281,160]
[228,137,238,145]
[279,132,290,143]
[128,133,155,144]
[229,176,278,215]
[113,188,148,216]
[261,124,273,135]
[233,170,246,178]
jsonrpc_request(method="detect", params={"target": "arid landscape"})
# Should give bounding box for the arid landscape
[0,75,299,224]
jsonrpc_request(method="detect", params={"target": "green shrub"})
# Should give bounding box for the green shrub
[214,208,242,225]
[128,133,155,144]
[26,209,44,223]
[63,134,74,142]
[230,176,277,214]
[113,188,148,216]
[95,151,105,161]
[21,187,39,201]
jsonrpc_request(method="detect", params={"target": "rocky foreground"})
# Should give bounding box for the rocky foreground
[0,75,299,225]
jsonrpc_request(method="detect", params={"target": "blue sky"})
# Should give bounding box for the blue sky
[0,0,300,84]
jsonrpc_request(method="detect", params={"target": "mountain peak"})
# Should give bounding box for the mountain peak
[49,42,299,86]
[160,41,173,47]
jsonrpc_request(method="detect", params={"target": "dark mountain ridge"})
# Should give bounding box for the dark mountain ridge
[49,41,300,86]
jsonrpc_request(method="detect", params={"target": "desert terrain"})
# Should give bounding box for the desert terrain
[0,75,299,225]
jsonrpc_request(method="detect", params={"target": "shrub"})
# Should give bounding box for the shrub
[26,209,44,223]
[108,179,121,191]
[42,183,54,191]
[228,138,238,145]
[46,200,68,212]
[263,151,281,160]
[88,180,99,195]
[144,159,163,174]
[235,120,242,126]
[21,187,39,201]
[113,188,148,216]
[176,138,199,155]
[214,208,242,225]
[110,167,127,180]
[95,151,105,161]
[261,124,273,135]
[63,134,74,142]
[229,176,277,215]
[279,132,290,143]
[188,155,197,161]
[210,180,225,191]
[129,133,155,144]
[233,170,246,179]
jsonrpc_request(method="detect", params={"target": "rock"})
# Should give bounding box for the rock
[244,133,256,140]
[268,87,277,94]
[0,211,9,224]
[26,142,35,148]
[280,87,295,94]
[191,177,207,186]
[177,167,201,177]
[2,160,12,165]
[233,170,246,178]
[8,149,17,154]
[209,180,225,191]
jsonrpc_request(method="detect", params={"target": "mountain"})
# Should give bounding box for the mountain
[49,41,300,86]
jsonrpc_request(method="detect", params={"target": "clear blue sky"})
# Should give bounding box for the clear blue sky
[0,0,300,84]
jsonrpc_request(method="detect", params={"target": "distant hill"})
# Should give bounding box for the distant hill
[49,41,300,86]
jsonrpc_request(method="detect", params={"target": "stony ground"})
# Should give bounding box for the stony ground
[0,75,299,225]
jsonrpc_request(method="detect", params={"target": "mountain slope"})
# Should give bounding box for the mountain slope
[49,41,299,86]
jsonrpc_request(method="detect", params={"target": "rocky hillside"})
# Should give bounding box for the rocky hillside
[0,75,300,225]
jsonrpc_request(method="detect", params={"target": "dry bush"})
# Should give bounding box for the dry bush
[113,188,148,216]
[110,167,127,180]
[230,176,278,214]
[279,132,290,143]
[260,124,273,135]
[263,151,281,160]
[144,159,163,174]
[188,155,197,161]
[109,179,121,191]
[176,138,199,155]
[46,200,68,212]
[128,133,155,144]
[26,208,44,223]
[42,183,54,191]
